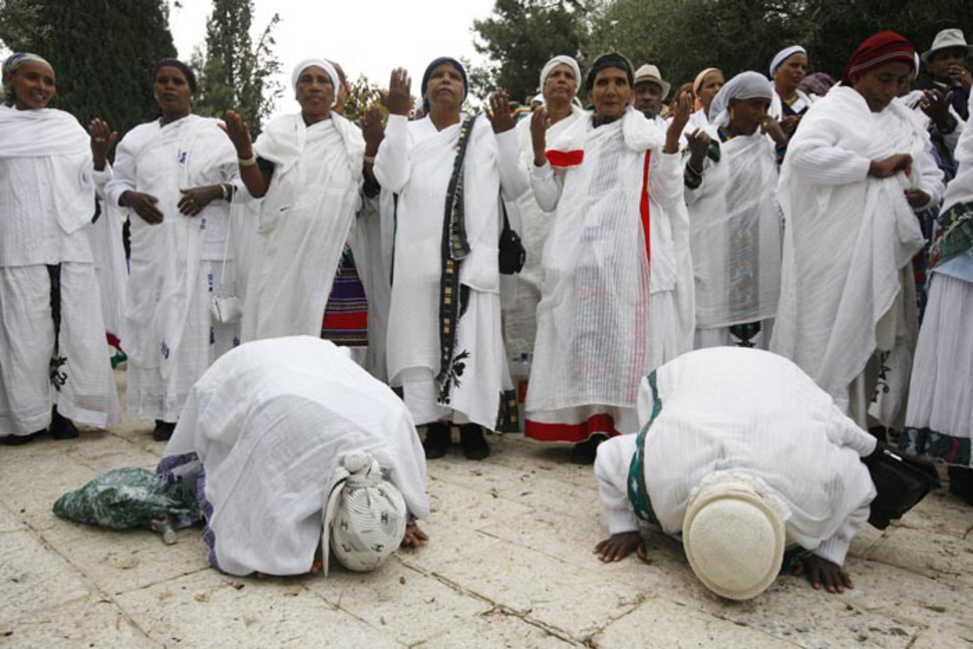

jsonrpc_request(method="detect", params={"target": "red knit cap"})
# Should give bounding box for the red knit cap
[842,31,915,84]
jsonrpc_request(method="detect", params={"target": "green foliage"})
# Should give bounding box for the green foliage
[191,0,282,134]
[471,0,589,103]
[344,73,385,123]
[0,0,176,137]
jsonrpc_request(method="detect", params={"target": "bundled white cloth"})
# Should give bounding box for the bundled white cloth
[595,347,877,568]
[160,336,428,577]
[687,74,781,334]
[526,107,691,432]
[322,454,408,575]
[770,85,943,425]
[236,112,364,342]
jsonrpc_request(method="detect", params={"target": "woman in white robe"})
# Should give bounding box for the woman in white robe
[770,32,945,430]
[524,54,693,463]
[685,68,724,136]
[106,60,240,441]
[222,58,364,344]
[374,58,529,460]
[502,56,587,383]
[157,336,429,577]
[902,94,973,502]
[768,46,815,141]
[0,53,120,443]
[683,72,786,349]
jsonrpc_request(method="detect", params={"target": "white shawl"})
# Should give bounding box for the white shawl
[161,336,428,577]
[0,106,95,235]
[527,107,685,412]
[686,127,781,328]
[771,86,943,418]
[238,112,365,342]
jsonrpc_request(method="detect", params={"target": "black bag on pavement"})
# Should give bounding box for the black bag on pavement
[863,441,940,530]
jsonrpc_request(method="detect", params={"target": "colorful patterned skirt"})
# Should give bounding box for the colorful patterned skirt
[321,248,368,347]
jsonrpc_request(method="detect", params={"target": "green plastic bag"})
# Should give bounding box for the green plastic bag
[53,467,201,531]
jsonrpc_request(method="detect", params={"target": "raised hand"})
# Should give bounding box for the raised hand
[121,191,164,225]
[665,90,693,153]
[486,90,516,134]
[384,68,412,117]
[88,118,117,171]
[760,115,788,147]
[949,64,972,92]
[920,89,954,131]
[779,114,801,136]
[686,128,711,161]
[531,105,549,166]
[868,153,912,179]
[220,110,253,158]
[361,104,385,156]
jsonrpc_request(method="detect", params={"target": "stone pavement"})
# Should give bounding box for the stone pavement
[2,370,973,648]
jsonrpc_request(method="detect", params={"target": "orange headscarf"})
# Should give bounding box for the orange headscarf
[692,67,722,111]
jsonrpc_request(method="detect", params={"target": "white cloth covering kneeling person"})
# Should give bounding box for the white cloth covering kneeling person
[156,336,429,577]
[594,347,878,600]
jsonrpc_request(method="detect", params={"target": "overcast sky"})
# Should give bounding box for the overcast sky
[170,0,497,115]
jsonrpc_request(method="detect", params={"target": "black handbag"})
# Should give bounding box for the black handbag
[498,201,526,275]
[863,441,940,530]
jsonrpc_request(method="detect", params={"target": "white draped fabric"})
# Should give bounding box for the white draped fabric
[0,106,120,436]
[525,108,691,439]
[501,106,587,370]
[349,190,394,382]
[595,347,877,567]
[374,114,527,430]
[160,337,428,577]
[770,86,944,428]
[769,89,814,120]
[685,127,781,343]
[238,113,364,342]
[107,115,240,422]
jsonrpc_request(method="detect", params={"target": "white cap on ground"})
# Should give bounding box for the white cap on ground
[682,474,785,601]
[322,454,407,575]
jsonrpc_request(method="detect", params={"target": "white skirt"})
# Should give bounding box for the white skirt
[905,273,973,444]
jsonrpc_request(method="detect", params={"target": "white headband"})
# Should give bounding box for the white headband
[769,45,807,78]
[539,55,581,96]
[291,58,340,107]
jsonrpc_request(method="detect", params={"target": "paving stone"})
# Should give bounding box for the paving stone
[867,526,973,587]
[63,433,160,474]
[496,476,602,519]
[909,620,973,649]
[592,598,800,648]
[848,524,886,559]
[116,570,401,648]
[426,476,533,531]
[419,610,579,648]
[0,453,99,532]
[38,518,210,596]
[432,536,645,642]
[890,490,973,540]
[306,557,491,646]
[0,599,157,649]
[0,530,90,626]
[0,501,26,533]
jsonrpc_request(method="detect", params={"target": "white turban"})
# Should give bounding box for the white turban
[682,473,786,601]
[709,71,775,127]
[539,55,581,96]
[769,45,807,78]
[291,58,340,106]
[322,454,407,576]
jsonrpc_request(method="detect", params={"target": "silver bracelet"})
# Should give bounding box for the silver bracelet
[238,154,257,167]
[363,155,376,164]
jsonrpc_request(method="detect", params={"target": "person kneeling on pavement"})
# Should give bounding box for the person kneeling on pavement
[155,336,429,577]
[593,347,932,600]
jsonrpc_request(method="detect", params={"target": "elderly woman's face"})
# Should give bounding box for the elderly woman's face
[728,96,771,136]
[853,61,912,112]
[591,67,632,122]
[697,70,725,108]
[296,65,335,119]
[543,63,577,105]
[774,53,808,91]
[425,63,464,113]
[154,66,193,117]
[9,61,56,110]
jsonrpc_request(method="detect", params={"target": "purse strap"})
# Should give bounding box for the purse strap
[216,185,232,294]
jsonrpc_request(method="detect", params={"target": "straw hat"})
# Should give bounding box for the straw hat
[922,29,973,63]
[682,475,785,601]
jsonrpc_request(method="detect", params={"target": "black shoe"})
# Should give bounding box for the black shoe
[49,409,80,440]
[459,424,490,461]
[423,423,451,459]
[570,434,608,465]
[949,466,973,506]
[1,431,44,446]
[153,420,177,442]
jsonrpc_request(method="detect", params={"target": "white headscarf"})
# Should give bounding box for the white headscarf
[322,454,408,576]
[769,45,807,78]
[709,71,775,127]
[539,55,581,96]
[291,58,340,106]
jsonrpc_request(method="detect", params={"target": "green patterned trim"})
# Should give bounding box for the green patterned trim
[627,371,662,528]
[898,427,971,467]
[930,201,973,270]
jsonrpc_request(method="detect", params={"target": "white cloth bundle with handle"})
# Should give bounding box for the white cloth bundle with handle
[322,453,407,576]
[210,192,243,324]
